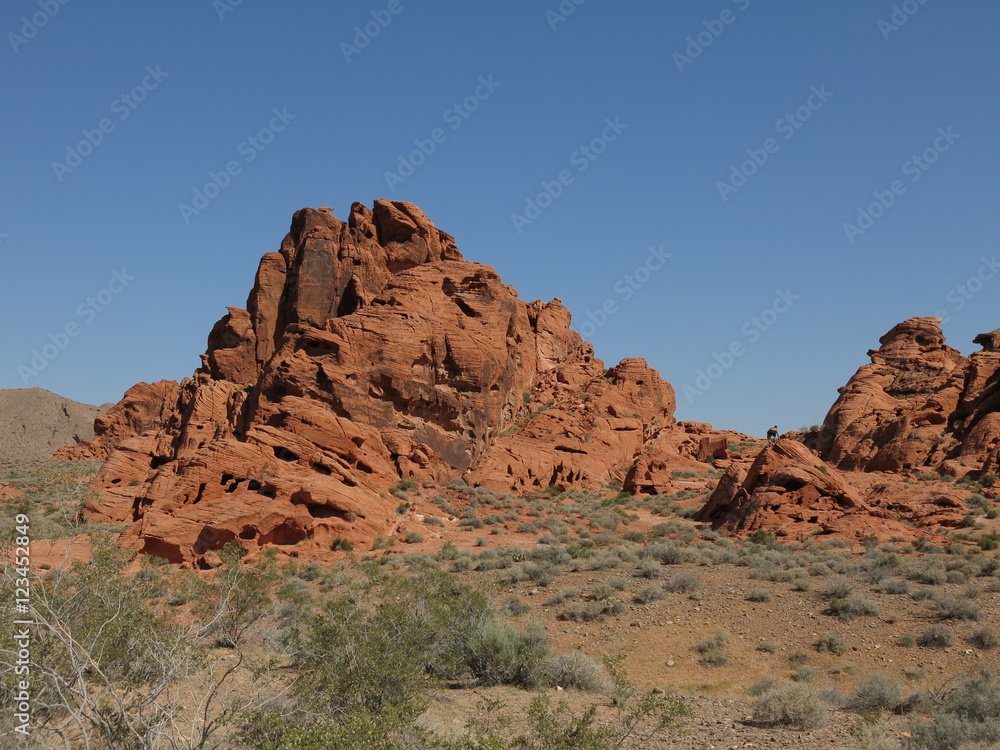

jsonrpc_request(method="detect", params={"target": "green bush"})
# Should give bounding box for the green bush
[634,559,662,579]
[633,584,664,603]
[466,620,551,688]
[662,572,700,592]
[933,595,982,621]
[544,651,607,692]
[823,576,855,599]
[970,627,1000,650]
[848,675,903,712]
[879,577,910,595]
[814,632,849,655]
[917,624,955,648]
[752,683,826,729]
[558,598,624,622]
[909,670,1000,749]
[827,596,879,621]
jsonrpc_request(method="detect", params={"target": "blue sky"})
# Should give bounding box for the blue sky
[1,0,998,436]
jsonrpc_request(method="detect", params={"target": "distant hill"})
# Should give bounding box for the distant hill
[0,388,111,461]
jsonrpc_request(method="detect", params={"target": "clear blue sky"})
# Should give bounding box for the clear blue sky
[2,0,998,436]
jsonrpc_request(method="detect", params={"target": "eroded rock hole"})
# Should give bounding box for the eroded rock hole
[274,446,299,462]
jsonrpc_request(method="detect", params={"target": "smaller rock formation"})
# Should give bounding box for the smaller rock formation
[696,439,914,541]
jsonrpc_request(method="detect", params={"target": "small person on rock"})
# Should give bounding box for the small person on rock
[766,425,778,442]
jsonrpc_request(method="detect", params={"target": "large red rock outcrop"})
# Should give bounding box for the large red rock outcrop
[819,318,1000,477]
[695,439,917,542]
[64,201,709,564]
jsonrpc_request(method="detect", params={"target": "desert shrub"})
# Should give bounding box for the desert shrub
[757,641,778,653]
[969,627,1000,650]
[896,634,916,647]
[699,648,729,667]
[909,670,1000,749]
[917,624,955,648]
[634,584,664,604]
[521,561,560,587]
[933,595,982,621]
[402,530,424,544]
[504,598,531,616]
[793,666,817,683]
[634,559,662,579]
[823,576,855,599]
[752,683,826,729]
[880,577,910,595]
[747,588,772,602]
[814,632,849,655]
[905,562,947,585]
[944,569,969,584]
[748,529,778,548]
[466,620,551,688]
[544,651,607,691]
[301,565,496,698]
[586,551,622,570]
[848,675,903,712]
[696,632,729,666]
[909,712,1000,750]
[608,575,630,591]
[750,678,779,696]
[643,541,684,565]
[827,596,879,621]
[662,573,700,593]
[558,598,624,622]
[544,588,581,606]
[850,719,902,750]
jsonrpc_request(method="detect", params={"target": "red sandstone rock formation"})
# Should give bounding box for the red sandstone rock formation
[64,201,712,564]
[695,439,917,542]
[818,317,991,475]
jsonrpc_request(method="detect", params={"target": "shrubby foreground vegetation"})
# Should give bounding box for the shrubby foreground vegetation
[0,535,688,749]
[1,467,1000,748]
